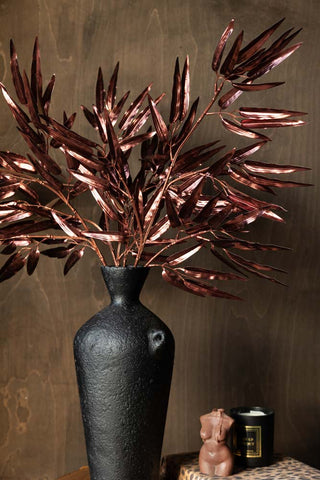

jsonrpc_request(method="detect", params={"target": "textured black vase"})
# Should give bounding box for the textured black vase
[74,266,175,480]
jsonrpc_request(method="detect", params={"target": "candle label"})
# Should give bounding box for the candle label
[233,425,262,458]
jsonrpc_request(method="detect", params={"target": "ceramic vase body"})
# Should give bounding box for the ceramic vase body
[74,266,175,480]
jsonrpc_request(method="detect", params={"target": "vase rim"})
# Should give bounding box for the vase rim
[101,265,150,271]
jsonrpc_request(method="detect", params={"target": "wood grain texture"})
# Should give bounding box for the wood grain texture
[0,1,319,478]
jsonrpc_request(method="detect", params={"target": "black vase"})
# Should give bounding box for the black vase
[74,266,175,480]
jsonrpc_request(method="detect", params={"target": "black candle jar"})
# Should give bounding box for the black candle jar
[230,406,274,468]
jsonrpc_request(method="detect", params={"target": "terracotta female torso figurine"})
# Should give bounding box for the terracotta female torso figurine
[199,408,234,477]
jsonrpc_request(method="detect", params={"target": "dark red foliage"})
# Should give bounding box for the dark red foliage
[0,20,308,299]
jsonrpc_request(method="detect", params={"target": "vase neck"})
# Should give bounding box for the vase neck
[101,266,149,305]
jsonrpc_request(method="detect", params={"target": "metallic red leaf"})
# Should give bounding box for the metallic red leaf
[148,95,168,143]
[232,82,284,91]
[177,266,245,281]
[239,107,307,119]
[10,39,27,104]
[167,244,202,266]
[221,117,270,141]
[106,62,119,110]
[119,84,152,131]
[96,67,105,113]
[248,42,302,79]
[27,246,40,275]
[31,37,42,105]
[64,248,84,275]
[238,18,284,63]
[83,231,125,241]
[180,56,190,120]
[170,58,181,123]
[165,193,181,228]
[220,30,243,76]
[212,19,234,72]
[0,252,26,282]
[244,160,309,174]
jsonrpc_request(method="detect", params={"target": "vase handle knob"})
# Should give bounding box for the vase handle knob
[149,329,166,353]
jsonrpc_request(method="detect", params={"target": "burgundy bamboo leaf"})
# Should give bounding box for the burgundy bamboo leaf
[179,178,205,220]
[119,84,152,130]
[0,252,26,282]
[212,19,234,72]
[180,56,190,121]
[165,193,181,228]
[22,70,41,126]
[208,204,234,229]
[93,105,108,143]
[64,111,77,129]
[1,241,17,255]
[120,131,156,151]
[225,208,265,230]
[64,247,84,275]
[218,86,245,109]
[41,245,74,258]
[173,141,222,174]
[229,168,275,193]
[18,184,39,202]
[111,90,131,123]
[166,244,202,266]
[82,231,125,241]
[148,216,171,241]
[162,267,207,296]
[0,210,33,224]
[143,188,163,229]
[31,37,42,106]
[244,160,309,174]
[148,95,168,143]
[210,246,246,275]
[220,30,244,77]
[65,149,104,171]
[237,18,284,63]
[213,238,288,251]
[81,105,98,128]
[193,195,221,223]
[42,74,55,115]
[241,119,305,129]
[183,278,242,299]
[0,82,31,126]
[233,141,267,162]
[10,39,27,104]
[68,169,108,189]
[239,107,307,119]
[238,171,311,189]
[207,149,235,177]
[51,211,81,238]
[248,42,302,79]
[170,58,181,123]
[221,117,270,141]
[225,250,286,273]
[176,266,246,281]
[96,67,105,113]
[90,188,119,221]
[232,82,284,91]
[174,97,199,145]
[27,246,40,275]
[106,62,119,110]
[267,28,302,60]
[48,118,97,149]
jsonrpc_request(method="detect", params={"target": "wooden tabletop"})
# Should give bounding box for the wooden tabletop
[58,466,90,480]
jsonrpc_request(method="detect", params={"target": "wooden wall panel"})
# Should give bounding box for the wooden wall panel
[0,1,319,478]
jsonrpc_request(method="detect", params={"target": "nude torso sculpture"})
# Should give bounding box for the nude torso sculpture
[199,408,234,477]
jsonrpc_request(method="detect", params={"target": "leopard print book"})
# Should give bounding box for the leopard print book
[160,452,320,480]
